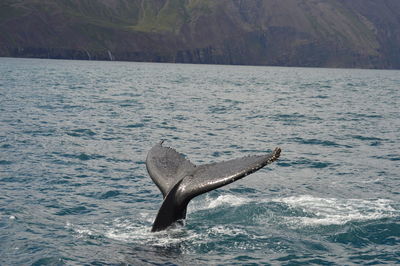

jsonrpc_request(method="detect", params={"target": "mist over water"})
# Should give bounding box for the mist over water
[1,58,399,265]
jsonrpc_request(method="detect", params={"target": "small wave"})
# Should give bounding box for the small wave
[66,128,96,137]
[0,144,12,149]
[125,123,144,128]
[278,157,334,169]
[372,154,400,161]
[351,135,384,142]
[312,95,329,99]
[56,206,92,216]
[0,160,13,165]
[350,135,385,146]
[290,137,342,147]
[272,195,398,226]
[56,152,105,161]
[98,190,120,199]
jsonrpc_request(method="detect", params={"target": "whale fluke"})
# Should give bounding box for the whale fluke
[146,141,281,232]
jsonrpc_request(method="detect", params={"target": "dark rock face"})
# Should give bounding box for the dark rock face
[0,0,399,69]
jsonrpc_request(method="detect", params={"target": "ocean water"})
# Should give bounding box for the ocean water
[0,57,399,265]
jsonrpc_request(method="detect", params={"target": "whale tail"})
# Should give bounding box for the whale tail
[146,141,281,232]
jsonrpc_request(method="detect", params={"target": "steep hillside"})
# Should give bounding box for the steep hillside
[0,0,399,68]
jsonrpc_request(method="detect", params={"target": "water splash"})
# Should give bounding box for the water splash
[273,195,398,226]
[189,194,251,212]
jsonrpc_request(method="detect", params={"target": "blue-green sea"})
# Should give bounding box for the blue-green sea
[1,57,399,265]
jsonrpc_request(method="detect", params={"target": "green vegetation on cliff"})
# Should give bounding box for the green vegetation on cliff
[0,0,399,68]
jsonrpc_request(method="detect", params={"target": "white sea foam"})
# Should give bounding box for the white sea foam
[67,217,202,247]
[207,225,247,236]
[67,215,247,248]
[104,218,204,246]
[66,194,398,249]
[272,195,398,226]
[102,195,253,246]
[189,194,251,212]
[66,221,97,238]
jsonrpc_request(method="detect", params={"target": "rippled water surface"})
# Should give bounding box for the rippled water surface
[1,58,399,265]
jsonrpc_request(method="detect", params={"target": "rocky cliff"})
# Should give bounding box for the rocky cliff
[1,0,399,68]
